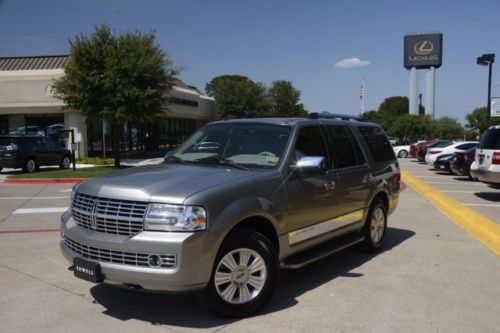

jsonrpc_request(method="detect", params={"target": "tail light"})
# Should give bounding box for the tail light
[430,150,441,155]
[493,152,500,165]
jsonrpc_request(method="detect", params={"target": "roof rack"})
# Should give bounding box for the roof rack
[308,112,365,121]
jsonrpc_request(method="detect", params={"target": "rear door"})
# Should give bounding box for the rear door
[324,125,372,227]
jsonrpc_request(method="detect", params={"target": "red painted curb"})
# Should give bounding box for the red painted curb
[2,178,86,185]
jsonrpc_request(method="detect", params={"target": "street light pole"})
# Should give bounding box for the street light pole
[486,61,493,130]
[477,53,495,132]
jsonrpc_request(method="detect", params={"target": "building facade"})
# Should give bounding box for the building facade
[0,55,216,157]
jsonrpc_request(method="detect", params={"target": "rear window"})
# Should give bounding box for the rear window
[479,128,500,149]
[358,126,395,163]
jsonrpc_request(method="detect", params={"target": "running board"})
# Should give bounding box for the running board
[280,233,365,269]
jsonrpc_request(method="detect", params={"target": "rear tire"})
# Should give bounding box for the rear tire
[23,158,37,173]
[398,150,408,158]
[359,199,387,252]
[197,229,278,318]
[60,156,71,169]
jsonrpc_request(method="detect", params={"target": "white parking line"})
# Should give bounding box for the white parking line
[13,208,68,214]
[426,182,485,185]
[463,204,500,208]
[0,196,69,200]
[441,190,478,193]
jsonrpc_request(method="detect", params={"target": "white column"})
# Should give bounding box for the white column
[64,111,88,158]
[409,67,419,115]
[425,66,436,119]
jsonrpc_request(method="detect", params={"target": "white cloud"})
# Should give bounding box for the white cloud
[335,58,371,69]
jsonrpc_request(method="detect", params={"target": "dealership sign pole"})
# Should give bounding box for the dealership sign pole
[404,33,443,119]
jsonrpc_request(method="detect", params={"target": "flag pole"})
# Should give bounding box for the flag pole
[360,77,365,114]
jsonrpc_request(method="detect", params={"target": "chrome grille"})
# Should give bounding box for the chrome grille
[71,193,148,236]
[63,234,176,268]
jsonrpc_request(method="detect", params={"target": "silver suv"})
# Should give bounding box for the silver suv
[60,116,400,317]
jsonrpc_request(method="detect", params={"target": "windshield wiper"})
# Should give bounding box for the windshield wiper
[194,156,249,171]
[165,155,187,165]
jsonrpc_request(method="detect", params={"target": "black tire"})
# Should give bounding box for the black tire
[23,158,37,173]
[60,156,71,169]
[359,199,387,252]
[398,150,408,158]
[197,229,278,318]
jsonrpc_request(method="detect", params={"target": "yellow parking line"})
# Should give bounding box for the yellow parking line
[402,171,500,257]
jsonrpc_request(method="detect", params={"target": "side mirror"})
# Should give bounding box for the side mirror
[291,156,326,173]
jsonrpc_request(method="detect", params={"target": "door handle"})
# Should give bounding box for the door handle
[324,180,336,191]
[362,174,374,184]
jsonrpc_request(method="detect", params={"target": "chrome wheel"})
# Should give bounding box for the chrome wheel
[370,207,385,244]
[25,159,36,173]
[214,248,267,304]
[61,157,71,169]
[398,150,408,158]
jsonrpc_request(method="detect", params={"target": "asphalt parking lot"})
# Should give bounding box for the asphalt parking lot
[0,160,499,333]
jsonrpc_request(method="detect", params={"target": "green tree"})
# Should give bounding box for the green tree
[432,117,464,140]
[267,80,307,117]
[465,107,500,135]
[205,75,268,119]
[388,114,432,143]
[52,25,177,167]
[360,110,382,124]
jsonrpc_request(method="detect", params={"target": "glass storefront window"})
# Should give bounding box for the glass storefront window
[87,117,198,157]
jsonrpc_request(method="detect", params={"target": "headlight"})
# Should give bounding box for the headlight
[144,204,207,232]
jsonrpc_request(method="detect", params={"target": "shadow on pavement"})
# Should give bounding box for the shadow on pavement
[474,192,500,202]
[90,227,415,328]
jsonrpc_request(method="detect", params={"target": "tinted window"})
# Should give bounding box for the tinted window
[359,126,395,163]
[455,143,477,150]
[479,128,500,149]
[294,126,327,161]
[325,126,365,168]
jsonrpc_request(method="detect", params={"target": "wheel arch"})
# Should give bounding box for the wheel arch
[224,216,279,255]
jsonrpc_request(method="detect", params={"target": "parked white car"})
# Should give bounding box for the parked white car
[470,126,500,185]
[393,145,411,158]
[425,141,478,164]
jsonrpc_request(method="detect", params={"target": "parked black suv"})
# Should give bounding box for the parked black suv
[0,135,72,173]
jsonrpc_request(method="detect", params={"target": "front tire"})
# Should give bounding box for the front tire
[359,199,387,252]
[398,150,408,158]
[198,229,278,318]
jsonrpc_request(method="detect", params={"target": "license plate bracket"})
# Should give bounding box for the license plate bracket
[73,257,103,283]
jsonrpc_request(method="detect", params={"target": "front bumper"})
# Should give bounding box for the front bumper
[60,210,213,292]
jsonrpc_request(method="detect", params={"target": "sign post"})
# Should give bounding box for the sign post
[404,33,443,119]
[491,97,500,117]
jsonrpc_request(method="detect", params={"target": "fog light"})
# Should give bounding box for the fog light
[148,255,162,267]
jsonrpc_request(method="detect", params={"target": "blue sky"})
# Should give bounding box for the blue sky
[1,0,499,123]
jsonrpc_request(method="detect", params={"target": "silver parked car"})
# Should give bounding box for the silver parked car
[60,115,400,317]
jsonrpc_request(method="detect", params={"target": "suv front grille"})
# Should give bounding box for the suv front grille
[71,193,148,236]
[63,234,176,268]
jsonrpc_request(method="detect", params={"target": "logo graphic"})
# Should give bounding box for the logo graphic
[414,40,434,55]
[90,199,98,230]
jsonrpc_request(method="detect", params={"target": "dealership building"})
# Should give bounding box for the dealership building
[0,55,216,157]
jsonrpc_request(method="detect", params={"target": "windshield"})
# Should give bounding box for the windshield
[171,123,291,169]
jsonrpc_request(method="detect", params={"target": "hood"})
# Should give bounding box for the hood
[76,164,254,204]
